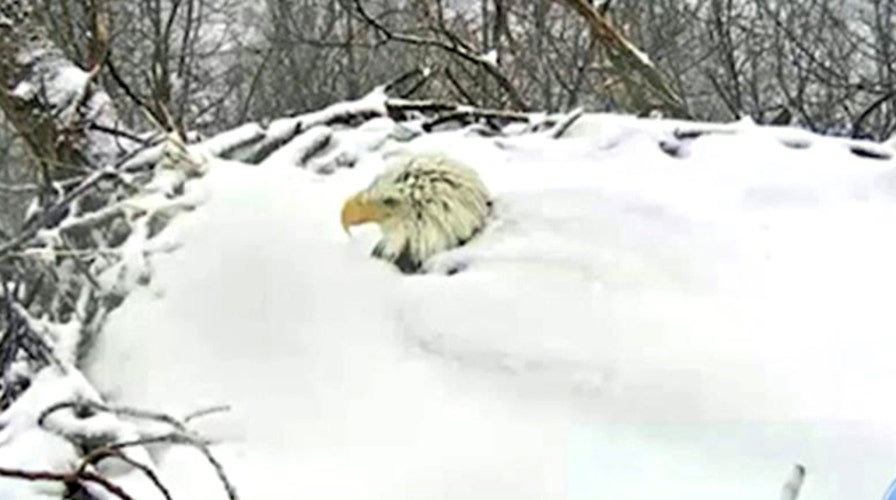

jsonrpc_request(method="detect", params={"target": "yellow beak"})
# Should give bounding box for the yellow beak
[341,192,384,234]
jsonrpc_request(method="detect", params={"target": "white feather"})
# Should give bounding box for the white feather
[367,152,491,269]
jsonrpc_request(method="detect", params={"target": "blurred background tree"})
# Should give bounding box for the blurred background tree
[4,0,896,233]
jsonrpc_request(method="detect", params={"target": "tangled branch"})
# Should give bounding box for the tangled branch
[0,133,220,499]
[39,399,239,500]
[352,0,529,111]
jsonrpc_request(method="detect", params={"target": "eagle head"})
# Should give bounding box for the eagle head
[341,152,492,274]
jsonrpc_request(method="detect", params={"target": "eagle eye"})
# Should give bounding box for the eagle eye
[381,196,400,208]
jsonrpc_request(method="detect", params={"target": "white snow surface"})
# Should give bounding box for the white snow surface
[87,114,896,499]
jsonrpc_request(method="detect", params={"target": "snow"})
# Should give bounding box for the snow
[84,114,896,499]
[0,369,169,500]
[297,86,389,129]
[11,81,36,101]
[11,41,140,168]
[191,123,266,158]
[260,125,332,168]
[11,51,92,125]
[479,49,499,66]
[0,372,80,500]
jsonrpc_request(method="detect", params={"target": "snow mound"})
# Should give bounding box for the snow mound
[88,114,896,499]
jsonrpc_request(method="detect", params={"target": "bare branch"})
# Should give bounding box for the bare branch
[184,404,232,423]
[0,466,136,500]
[39,399,239,500]
[352,0,529,110]
[852,90,896,139]
[554,0,689,117]
[78,447,173,500]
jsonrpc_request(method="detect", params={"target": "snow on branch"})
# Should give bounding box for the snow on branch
[38,399,238,500]
[260,126,333,168]
[0,133,228,499]
[198,88,389,164]
[0,366,234,500]
[670,121,895,160]
[556,0,688,118]
[200,88,590,171]
[0,1,141,171]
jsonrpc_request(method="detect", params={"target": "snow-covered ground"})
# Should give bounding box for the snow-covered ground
[86,114,896,499]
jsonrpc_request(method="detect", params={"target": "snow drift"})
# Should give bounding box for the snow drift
[75,113,896,499]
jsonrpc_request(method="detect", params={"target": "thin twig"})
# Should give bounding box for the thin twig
[0,466,136,500]
[39,400,185,432]
[89,123,155,146]
[39,400,239,500]
[78,447,173,500]
[0,183,40,194]
[106,434,239,500]
[184,404,231,423]
[352,0,528,110]
[9,302,66,372]
[0,169,115,257]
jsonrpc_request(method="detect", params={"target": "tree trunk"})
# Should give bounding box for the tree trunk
[0,1,138,174]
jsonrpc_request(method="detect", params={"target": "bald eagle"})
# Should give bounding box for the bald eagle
[341,152,492,274]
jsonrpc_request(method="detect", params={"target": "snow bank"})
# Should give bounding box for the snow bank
[87,115,896,499]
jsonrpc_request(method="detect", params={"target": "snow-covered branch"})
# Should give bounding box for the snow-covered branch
[38,399,238,500]
[0,133,217,499]
[556,0,688,118]
[0,0,140,170]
